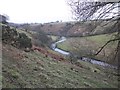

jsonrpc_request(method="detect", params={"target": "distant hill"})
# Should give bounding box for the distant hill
[16,20,118,37]
[8,22,21,28]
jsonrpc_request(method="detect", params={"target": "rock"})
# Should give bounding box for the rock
[24,48,30,52]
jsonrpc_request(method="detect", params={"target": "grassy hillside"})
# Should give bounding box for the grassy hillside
[1,22,119,88]
[57,33,118,65]
[19,20,118,37]
[2,43,118,88]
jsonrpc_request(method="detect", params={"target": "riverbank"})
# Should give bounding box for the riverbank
[56,33,118,66]
[51,36,118,69]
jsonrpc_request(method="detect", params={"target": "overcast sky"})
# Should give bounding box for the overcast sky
[0,0,73,23]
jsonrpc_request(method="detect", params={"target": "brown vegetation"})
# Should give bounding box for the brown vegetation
[32,45,64,61]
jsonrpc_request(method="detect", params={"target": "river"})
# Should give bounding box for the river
[51,37,70,55]
[51,36,117,69]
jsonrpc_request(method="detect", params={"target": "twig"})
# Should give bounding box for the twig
[95,38,120,55]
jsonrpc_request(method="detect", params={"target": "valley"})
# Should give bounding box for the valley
[0,1,120,89]
[1,19,119,88]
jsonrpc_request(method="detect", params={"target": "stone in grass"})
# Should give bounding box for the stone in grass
[84,82,92,87]
[24,48,31,52]
[91,68,100,73]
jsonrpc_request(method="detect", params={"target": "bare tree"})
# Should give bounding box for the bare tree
[67,0,119,21]
[67,0,120,62]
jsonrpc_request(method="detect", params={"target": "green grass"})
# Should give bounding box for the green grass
[17,29,32,39]
[1,23,32,39]
[48,35,59,42]
[2,21,119,88]
[58,33,117,49]
[57,33,118,64]
[87,33,117,45]
[2,43,118,88]
[57,41,71,51]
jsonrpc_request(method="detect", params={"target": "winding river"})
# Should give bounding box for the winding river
[51,37,70,55]
[51,37,117,69]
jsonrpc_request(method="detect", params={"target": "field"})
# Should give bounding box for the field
[47,35,59,42]
[57,33,118,65]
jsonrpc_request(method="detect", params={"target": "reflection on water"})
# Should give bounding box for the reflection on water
[81,57,117,69]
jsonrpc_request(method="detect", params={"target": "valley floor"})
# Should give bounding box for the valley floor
[57,33,118,65]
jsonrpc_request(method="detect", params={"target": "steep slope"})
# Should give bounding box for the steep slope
[1,23,119,88]
[2,43,118,88]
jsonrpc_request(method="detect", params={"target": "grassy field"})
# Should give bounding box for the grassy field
[2,43,118,88]
[57,33,118,65]
[47,35,59,42]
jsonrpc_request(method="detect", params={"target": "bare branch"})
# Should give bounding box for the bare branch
[67,0,119,21]
[67,0,120,59]
[95,37,120,55]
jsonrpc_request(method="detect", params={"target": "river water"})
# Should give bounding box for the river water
[51,37,70,55]
[51,37,117,69]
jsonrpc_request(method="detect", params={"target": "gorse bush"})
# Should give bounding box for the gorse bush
[2,25,18,43]
[17,33,32,48]
[2,25,32,49]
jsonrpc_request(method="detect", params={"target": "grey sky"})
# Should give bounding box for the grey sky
[0,0,73,23]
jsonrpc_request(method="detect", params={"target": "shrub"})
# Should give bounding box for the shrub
[33,30,51,47]
[2,25,18,43]
[2,25,32,50]
[17,33,32,48]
